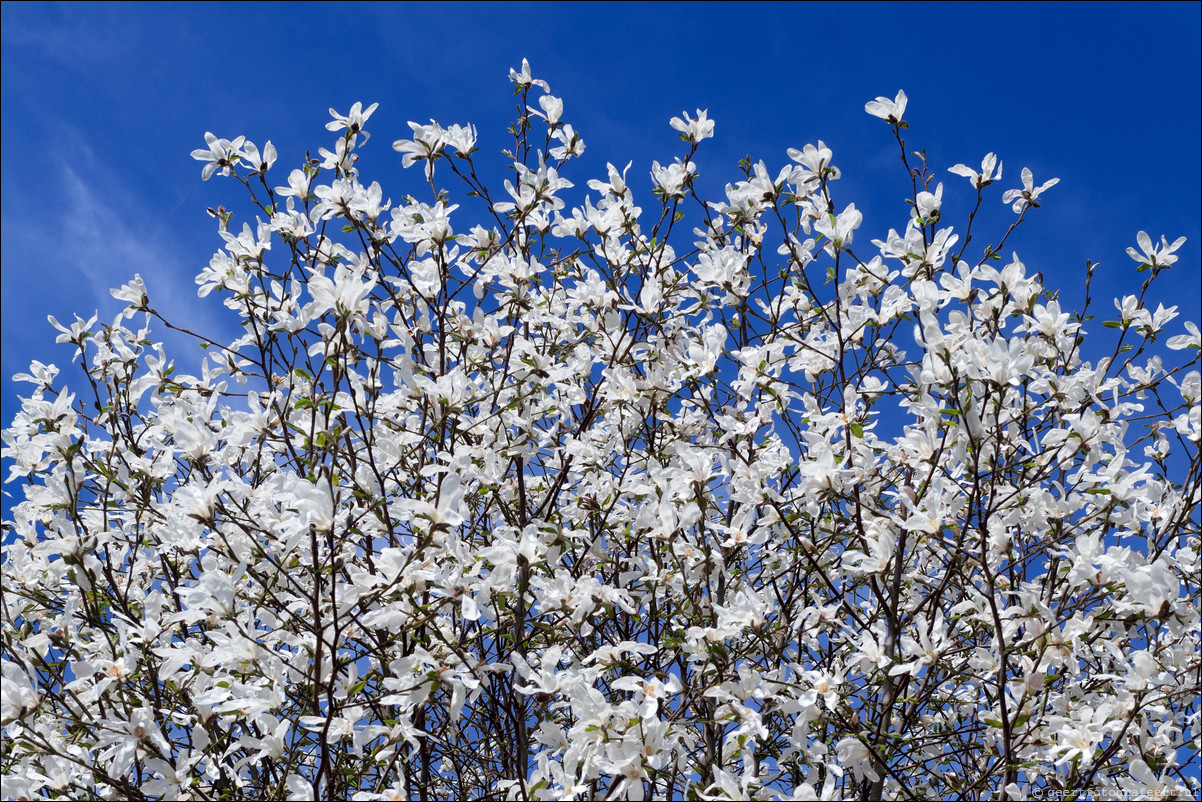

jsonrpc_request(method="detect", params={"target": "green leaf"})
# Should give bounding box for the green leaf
[849,422,864,438]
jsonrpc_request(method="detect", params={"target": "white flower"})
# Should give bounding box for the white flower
[787,141,840,182]
[241,139,278,173]
[537,94,563,125]
[400,471,465,532]
[508,58,550,91]
[864,89,907,123]
[814,203,863,252]
[292,479,335,532]
[550,123,584,160]
[441,122,477,154]
[1126,230,1187,268]
[800,669,843,710]
[915,183,943,222]
[852,630,893,675]
[669,109,715,143]
[1166,321,1200,351]
[307,263,377,320]
[110,274,148,314]
[836,737,880,783]
[948,152,1002,189]
[191,131,246,180]
[276,167,312,199]
[94,706,170,777]
[393,120,449,180]
[326,101,380,140]
[651,158,697,197]
[1002,167,1059,212]
[611,675,682,721]
[1053,706,1108,766]
[1,661,40,724]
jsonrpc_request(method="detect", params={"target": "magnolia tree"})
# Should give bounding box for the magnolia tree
[2,61,1199,801]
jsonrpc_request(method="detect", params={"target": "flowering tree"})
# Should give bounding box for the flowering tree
[2,61,1199,801]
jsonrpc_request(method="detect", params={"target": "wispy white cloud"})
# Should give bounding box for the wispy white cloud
[1,5,142,71]
[1,124,236,387]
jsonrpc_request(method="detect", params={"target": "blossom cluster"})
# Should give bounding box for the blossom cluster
[2,61,1199,801]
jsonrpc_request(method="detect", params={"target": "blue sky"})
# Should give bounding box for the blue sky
[3,1,1200,420]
